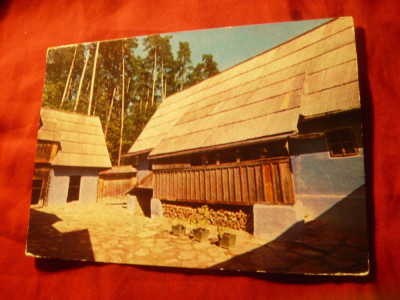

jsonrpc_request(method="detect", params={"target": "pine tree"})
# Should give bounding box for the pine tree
[41,35,219,166]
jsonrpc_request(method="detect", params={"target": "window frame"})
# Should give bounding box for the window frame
[325,127,359,158]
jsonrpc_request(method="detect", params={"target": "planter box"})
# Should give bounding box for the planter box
[219,233,236,249]
[194,229,209,242]
[172,224,185,236]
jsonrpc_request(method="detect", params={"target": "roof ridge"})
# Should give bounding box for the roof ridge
[41,107,101,119]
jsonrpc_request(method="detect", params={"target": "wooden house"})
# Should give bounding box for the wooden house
[97,166,137,204]
[31,108,112,206]
[126,17,365,240]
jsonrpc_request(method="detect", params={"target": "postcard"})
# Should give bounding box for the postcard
[27,17,369,275]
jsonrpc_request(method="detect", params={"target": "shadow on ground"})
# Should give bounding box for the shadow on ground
[211,185,370,275]
[27,209,94,262]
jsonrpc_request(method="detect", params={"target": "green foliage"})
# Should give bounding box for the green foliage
[216,211,236,239]
[176,41,192,90]
[187,54,220,86]
[41,36,220,166]
[189,205,211,232]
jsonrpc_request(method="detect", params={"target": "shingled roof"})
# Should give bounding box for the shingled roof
[128,17,360,159]
[38,108,112,168]
[99,165,137,175]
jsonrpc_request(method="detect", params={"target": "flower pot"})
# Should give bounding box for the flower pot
[219,233,236,249]
[172,224,185,236]
[194,229,209,242]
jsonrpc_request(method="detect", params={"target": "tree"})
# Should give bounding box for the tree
[74,44,90,112]
[188,54,219,86]
[143,35,174,104]
[118,43,126,166]
[59,45,77,109]
[176,41,192,91]
[41,35,219,166]
[88,41,100,115]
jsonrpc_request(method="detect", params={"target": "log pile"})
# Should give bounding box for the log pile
[162,203,253,232]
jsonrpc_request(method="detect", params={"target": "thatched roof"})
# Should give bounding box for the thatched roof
[38,108,112,168]
[128,17,360,159]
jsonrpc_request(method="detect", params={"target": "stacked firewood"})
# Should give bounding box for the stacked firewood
[162,203,252,231]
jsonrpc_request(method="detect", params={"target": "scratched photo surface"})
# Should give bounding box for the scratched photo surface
[26,17,369,275]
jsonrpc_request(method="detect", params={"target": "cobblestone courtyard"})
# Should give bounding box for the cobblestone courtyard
[27,202,369,274]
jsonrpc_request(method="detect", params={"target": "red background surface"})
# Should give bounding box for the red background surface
[1,0,399,299]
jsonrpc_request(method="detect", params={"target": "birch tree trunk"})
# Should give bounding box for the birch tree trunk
[88,41,100,115]
[74,45,90,112]
[104,84,117,139]
[161,60,164,100]
[65,76,74,103]
[59,45,77,109]
[146,88,150,111]
[164,78,167,99]
[180,67,185,91]
[118,45,125,166]
[151,47,157,106]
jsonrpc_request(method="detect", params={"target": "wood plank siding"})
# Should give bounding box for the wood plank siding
[35,141,58,163]
[153,158,294,205]
[32,141,57,205]
[97,176,136,202]
[32,167,51,205]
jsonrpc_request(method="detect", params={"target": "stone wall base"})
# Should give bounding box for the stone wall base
[151,198,163,218]
[127,195,143,215]
[253,202,304,242]
[297,187,366,222]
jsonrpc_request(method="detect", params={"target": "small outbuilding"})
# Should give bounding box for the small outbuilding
[31,108,112,206]
[97,165,137,204]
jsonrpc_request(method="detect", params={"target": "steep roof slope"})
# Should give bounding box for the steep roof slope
[128,17,360,158]
[38,108,112,168]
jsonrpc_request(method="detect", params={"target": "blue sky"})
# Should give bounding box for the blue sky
[136,18,332,71]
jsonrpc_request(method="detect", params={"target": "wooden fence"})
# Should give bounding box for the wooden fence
[153,158,295,205]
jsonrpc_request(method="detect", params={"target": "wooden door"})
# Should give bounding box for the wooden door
[262,160,295,204]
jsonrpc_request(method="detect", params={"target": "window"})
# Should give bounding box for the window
[31,179,43,205]
[326,128,358,157]
[67,176,81,202]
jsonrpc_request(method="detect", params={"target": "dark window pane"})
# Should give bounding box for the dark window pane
[31,179,43,205]
[342,142,356,155]
[32,179,43,188]
[327,128,357,157]
[330,144,343,155]
[67,176,81,202]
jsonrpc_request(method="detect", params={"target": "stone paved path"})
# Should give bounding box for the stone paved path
[27,203,369,274]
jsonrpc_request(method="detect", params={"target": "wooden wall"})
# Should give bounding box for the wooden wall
[153,158,294,205]
[31,141,57,205]
[35,141,58,163]
[97,175,136,203]
[32,167,50,205]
